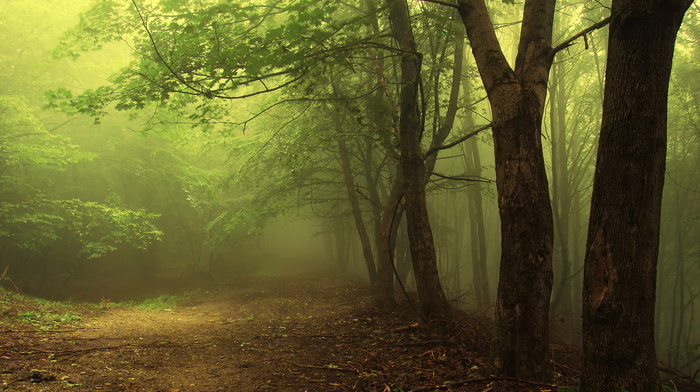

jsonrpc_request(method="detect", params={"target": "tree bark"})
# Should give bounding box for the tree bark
[457,0,555,381]
[581,1,692,391]
[387,0,452,321]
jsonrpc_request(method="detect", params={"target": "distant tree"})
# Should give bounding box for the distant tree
[581,0,693,391]
[0,97,162,291]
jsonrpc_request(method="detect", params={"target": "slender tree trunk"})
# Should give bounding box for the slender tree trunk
[387,0,452,321]
[458,0,556,380]
[459,50,491,312]
[329,83,379,285]
[465,140,492,310]
[375,167,404,309]
[581,1,691,391]
[549,63,574,335]
[337,133,378,285]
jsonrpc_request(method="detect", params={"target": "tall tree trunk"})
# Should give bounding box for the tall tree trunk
[459,49,491,312]
[387,0,452,321]
[458,0,556,380]
[337,131,378,286]
[581,1,692,391]
[548,62,574,336]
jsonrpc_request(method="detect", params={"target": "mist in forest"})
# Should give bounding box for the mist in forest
[0,0,698,380]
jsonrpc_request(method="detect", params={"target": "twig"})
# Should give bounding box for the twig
[285,361,358,373]
[407,376,559,392]
[25,344,136,358]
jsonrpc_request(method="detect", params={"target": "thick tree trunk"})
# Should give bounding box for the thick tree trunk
[387,0,452,321]
[581,1,691,391]
[458,0,555,381]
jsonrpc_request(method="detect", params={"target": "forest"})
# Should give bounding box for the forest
[0,0,698,391]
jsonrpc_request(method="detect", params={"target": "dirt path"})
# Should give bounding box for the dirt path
[2,274,500,392]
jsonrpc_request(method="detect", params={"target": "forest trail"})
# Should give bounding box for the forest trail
[2,273,508,392]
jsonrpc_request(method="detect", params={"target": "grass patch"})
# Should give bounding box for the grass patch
[0,286,83,330]
[0,286,208,330]
[135,294,179,311]
[103,289,206,311]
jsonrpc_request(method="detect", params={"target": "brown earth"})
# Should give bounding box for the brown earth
[1,273,570,392]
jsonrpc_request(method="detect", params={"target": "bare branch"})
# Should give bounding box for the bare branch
[425,123,492,157]
[550,16,612,57]
[429,171,493,183]
[418,0,459,9]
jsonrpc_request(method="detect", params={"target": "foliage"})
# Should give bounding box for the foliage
[0,198,162,259]
[0,96,80,186]
[0,96,162,261]
[49,0,368,121]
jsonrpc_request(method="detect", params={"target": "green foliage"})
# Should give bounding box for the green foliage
[0,96,79,175]
[50,0,374,121]
[0,198,162,259]
[0,95,162,260]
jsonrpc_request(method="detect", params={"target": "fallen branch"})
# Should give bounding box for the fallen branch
[285,360,358,373]
[407,376,559,392]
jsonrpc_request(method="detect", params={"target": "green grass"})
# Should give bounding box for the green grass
[135,294,179,311]
[0,286,207,330]
[0,286,82,329]
[103,289,206,311]
[17,310,81,329]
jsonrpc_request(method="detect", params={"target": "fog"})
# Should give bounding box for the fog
[0,0,698,377]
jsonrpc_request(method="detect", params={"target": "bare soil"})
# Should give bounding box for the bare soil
[1,272,564,392]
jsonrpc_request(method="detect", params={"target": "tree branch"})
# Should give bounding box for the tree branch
[418,0,459,9]
[425,122,491,157]
[550,16,612,57]
[429,171,493,183]
[130,0,209,97]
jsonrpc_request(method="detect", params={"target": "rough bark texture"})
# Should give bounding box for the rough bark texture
[387,0,452,321]
[581,1,691,391]
[458,0,555,381]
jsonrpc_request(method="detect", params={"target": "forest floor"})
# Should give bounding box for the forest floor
[0,271,578,392]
